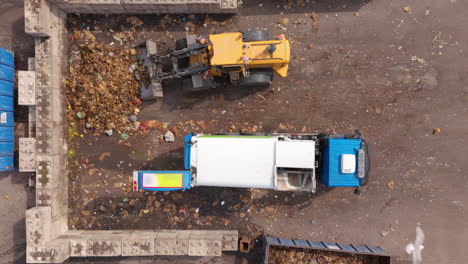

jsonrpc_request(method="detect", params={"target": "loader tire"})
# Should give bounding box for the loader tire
[175,38,188,50]
[176,38,190,68]
[239,69,273,86]
[243,30,269,42]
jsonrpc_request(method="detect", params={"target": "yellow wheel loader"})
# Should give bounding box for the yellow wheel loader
[142,30,290,98]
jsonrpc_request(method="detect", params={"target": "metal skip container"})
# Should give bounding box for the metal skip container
[0,47,15,171]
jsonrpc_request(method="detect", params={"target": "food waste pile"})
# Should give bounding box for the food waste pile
[66,40,145,135]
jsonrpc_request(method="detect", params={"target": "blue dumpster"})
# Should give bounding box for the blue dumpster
[0,47,14,172]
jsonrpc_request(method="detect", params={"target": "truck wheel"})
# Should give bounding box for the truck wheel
[239,69,273,86]
[243,30,269,42]
[175,38,188,50]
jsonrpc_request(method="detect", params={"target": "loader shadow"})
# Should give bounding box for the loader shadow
[160,79,270,110]
[241,0,373,15]
[67,13,235,35]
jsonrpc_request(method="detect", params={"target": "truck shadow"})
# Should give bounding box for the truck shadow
[73,147,334,231]
[141,148,336,211]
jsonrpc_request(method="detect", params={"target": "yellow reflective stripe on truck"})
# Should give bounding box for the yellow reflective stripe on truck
[142,173,183,188]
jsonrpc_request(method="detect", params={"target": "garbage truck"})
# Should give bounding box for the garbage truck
[133,131,369,193]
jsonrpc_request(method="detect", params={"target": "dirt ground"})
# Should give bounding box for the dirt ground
[1,0,468,263]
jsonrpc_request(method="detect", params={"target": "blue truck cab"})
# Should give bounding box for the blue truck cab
[320,136,369,187]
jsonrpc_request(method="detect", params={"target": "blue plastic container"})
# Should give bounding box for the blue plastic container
[0,64,14,82]
[0,48,14,67]
[0,141,14,156]
[0,47,14,172]
[0,111,14,127]
[0,94,13,111]
[0,127,14,141]
[0,79,14,96]
[0,156,14,171]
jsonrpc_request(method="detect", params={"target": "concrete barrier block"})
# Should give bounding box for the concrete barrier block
[186,0,219,9]
[35,122,67,155]
[48,6,68,57]
[51,0,124,13]
[25,0,51,37]
[122,238,155,256]
[27,239,70,263]
[28,57,36,71]
[19,138,36,172]
[35,37,51,58]
[121,0,160,10]
[50,216,69,242]
[35,38,52,87]
[26,207,52,246]
[220,0,237,9]
[221,230,238,251]
[188,233,223,256]
[36,188,63,220]
[18,71,36,105]
[35,87,65,122]
[70,238,88,257]
[154,231,189,255]
[29,106,37,137]
[35,154,67,188]
[87,239,122,256]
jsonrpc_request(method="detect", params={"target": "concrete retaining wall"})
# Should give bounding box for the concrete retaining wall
[26,207,238,263]
[22,0,239,263]
[48,0,238,14]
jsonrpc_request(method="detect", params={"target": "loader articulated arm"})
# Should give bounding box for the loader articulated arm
[148,43,209,82]
[149,43,208,61]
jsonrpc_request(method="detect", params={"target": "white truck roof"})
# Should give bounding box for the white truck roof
[190,136,316,189]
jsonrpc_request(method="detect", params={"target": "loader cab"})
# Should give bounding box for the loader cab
[208,31,290,86]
